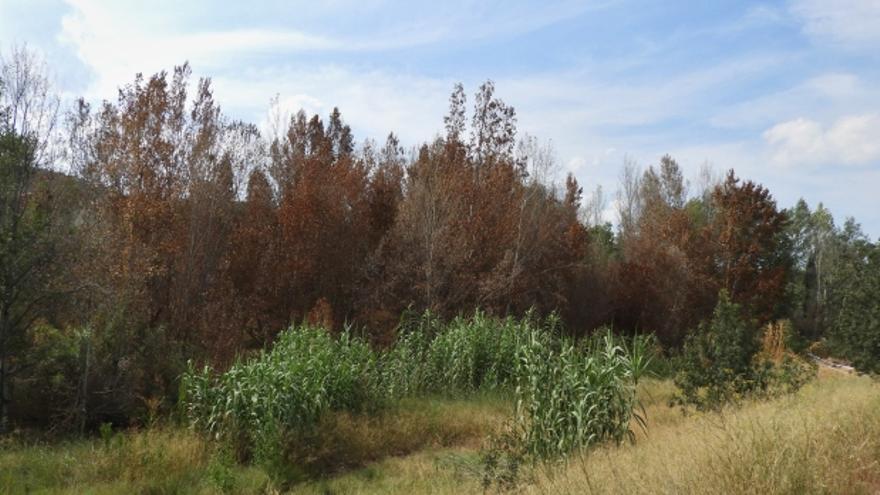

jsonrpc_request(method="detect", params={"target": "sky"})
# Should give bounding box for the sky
[2,0,879,237]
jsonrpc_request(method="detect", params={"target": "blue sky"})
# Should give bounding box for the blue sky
[2,0,879,237]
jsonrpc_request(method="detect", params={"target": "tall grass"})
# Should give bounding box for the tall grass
[182,326,380,465]
[288,372,878,495]
[380,311,535,396]
[182,312,653,483]
[511,330,653,460]
[529,372,880,495]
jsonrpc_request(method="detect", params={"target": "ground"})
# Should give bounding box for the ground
[1,368,878,494]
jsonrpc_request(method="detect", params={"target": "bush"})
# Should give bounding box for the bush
[770,355,816,394]
[674,293,815,411]
[10,314,189,432]
[10,323,83,429]
[759,320,817,395]
[673,292,766,410]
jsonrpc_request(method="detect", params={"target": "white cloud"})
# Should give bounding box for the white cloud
[210,66,452,147]
[709,72,880,129]
[763,114,880,167]
[57,1,348,101]
[790,0,880,48]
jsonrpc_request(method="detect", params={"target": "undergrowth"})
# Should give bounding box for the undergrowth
[182,312,654,487]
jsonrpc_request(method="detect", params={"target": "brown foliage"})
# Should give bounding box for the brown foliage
[707,170,789,323]
[1,50,810,431]
[612,161,789,346]
[65,70,792,357]
[53,69,797,412]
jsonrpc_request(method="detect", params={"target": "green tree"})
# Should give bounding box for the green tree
[0,130,65,431]
[673,291,766,410]
[784,199,840,344]
[827,220,880,373]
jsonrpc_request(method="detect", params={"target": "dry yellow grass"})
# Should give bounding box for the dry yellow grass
[529,371,880,495]
[294,373,880,495]
[286,394,509,474]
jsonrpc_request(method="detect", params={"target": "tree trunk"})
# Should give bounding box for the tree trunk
[77,330,91,435]
[0,357,7,434]
[0,326,8,434]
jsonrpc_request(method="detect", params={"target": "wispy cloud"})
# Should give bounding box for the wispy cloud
[56,0,608,103]
[710,72,880,129]
[790,0,880,49]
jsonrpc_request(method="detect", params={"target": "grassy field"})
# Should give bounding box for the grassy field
[2,369,877,494]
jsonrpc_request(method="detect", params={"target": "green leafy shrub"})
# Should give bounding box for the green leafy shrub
[204,447,238,493]
[770,355,816,394]
[674,292,767,410]
[10,323,83,428]
[674,292,815,410]
[760,320,817,395]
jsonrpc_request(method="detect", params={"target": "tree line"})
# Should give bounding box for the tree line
[1,47,877,431]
